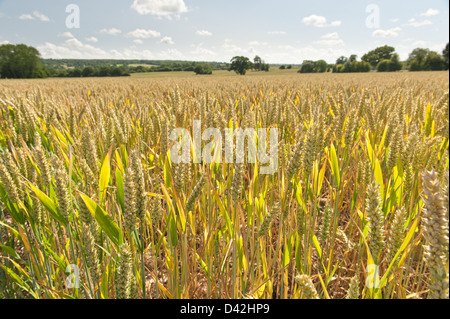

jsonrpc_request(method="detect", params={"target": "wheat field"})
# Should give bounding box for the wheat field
[0,71,448,299]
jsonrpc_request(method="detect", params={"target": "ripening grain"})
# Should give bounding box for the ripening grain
[0,71,448,299]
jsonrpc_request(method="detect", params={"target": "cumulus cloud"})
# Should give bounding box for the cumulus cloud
[131,0,188,17]
[160,36,174,44]
[372,27,401,38]
[0,40,10,45]
[127,29,161,39]
[99,28,122,35]
[19,11,49,21]
[302,14,341,27]
[406,18,432,27]
[133,39,144,44]
[248,41,268,46]
[267,31,286,35]
[189,44,217,59]
[412,40,427,47]
[321,32,339,39]
[33,11,49,22]
[86,37,98,43]
[59,32,75,38]
[313,32,344,46]
[38,39,108,59]
[19,14,34,20]
[196,30,212,36]
[421,8,439,17]
[330,20,342,27]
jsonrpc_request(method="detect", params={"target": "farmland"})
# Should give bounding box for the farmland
[0,71,448,299]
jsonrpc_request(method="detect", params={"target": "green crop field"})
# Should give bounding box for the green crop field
[0,71,448,300]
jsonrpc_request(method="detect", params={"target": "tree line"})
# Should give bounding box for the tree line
[1,43,449,79]
[297,43,448,74]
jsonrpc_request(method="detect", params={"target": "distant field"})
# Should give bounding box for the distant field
[131,66,301,78]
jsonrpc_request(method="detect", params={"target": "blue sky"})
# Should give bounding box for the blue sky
[0,0,448,64]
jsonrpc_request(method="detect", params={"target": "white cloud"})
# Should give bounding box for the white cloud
[196,30,212,36]
[302,14,327,27]
[302,15,341,27]
[33,11,49,22]
[314,32,344,46]
[412,40,427,47]
[189,44,217,59]
[267,31,286,35]
[421,8,439,17]
[59,32,75,38]
[248,41,268,46]
[321,32,339,39]
[133,39,144,44]
[99,28,122,35]
[372,27,401,38]
[131,0,188,17]
[0,40,10,45]
[390,18,399,23]
[38,40,108,59]
[406,18,432,27]
[160,36,174,44]
[86,37,98,43]
[19,14,34,20]
[127,29,161,39]
[330,20,342,27]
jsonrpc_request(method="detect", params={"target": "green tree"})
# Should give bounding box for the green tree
[194,63,213,75]
[376,59,391,72]
[230,56,253,75]
[0,44,45,78]
[409,60,421,72]
[389,53,402,71]
[315,60,328,73]
[424,51,445,71]
[279,65,286,70]
[336,56,348,65]
[298,60,315,73]
[253,55,262,71]
[406,48,429,69]
[349,54,358,62]
[82,66,96,77]
[362,45,396,69]
[443,43,449,70]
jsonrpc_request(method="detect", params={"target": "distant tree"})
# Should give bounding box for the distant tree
[407,48,446,71]
[298,60,315,73]
[261,63,270,72]
[98,66,110,77]
[424,51,445,71]
[82,66,96,77]
[409,60,421,72]
[406,48,429,69]
[336,56,348,65]
[443,43,449,70]
[110,67,124,76]
[349,54,358,62]
[287,65,292,69]
[253,55,262,71]
[279,65,286,70]
[389,53,402,71]
[68,68,82,77]
[0,44,45,78]
[194,63,213,75]
[230,56,253,75]
[362,45,395,68]
[315,60,328,73]
[376,59,391,72]
[334,64,345,73]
